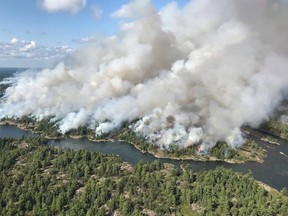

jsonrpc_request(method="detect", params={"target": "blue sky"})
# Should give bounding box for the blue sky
[0,0,188,68]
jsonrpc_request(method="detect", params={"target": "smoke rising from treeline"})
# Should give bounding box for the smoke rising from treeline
[1,0,288,149]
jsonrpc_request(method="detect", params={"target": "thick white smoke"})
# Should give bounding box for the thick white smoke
[1,0,288,149]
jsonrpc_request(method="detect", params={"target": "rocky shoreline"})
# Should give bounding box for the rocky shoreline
[0,120,264,164]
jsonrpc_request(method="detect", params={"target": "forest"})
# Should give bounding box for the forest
[0,117,266,163]
[1,137,288,216]
[261,121,288,139]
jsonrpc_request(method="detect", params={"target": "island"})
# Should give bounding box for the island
[0,116,267,164]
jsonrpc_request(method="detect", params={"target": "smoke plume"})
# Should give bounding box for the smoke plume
[1,0,288,149]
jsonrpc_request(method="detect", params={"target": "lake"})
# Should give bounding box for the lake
[0,68,287,190]
[0,124,287,190]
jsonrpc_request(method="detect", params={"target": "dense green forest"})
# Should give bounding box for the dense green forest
[0,117,266,163]
[0,137,287,215]
[261,121,288,139]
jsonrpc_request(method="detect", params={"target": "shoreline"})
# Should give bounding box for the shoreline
[122,140,246,163]
[256,180,279,193]
[0,120,263,164]
[0,120,283,192]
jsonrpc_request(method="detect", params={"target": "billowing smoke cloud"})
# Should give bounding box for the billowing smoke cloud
[1,0,288,149]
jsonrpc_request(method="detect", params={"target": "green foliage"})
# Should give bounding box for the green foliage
[261,121,288,139]
[120,129,201,159]
[244,139,263,151]
[119,129,158,152]
[209,142,236,159]
[1,117,265,162]
[281,187,288,196]
[0,137,287,215]
[67,126,94,137]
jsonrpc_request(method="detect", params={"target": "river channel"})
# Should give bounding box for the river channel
[0,124,287,190]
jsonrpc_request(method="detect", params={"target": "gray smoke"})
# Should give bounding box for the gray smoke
[1,0,288,149]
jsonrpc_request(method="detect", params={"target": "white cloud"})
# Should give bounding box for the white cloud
[0,39,74,61]
[80,37,96,43]
[111,0,154,18]
[111,3,133,18]
[39,0,86,14]
[92,6,102,19]
[73,36,96,43]
[10,38,18,44]
[20,41,37,52]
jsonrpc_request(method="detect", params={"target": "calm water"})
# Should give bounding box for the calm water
[0,124,287,190]
[0,68,287,190]
[27,133,288,190]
